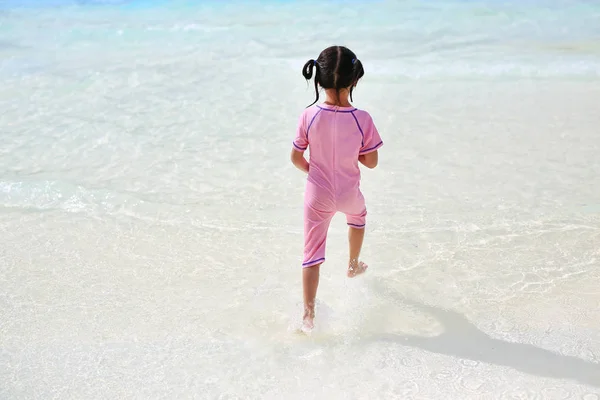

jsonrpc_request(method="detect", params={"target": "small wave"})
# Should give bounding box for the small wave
[360,59,600,79]
[0,180,265,231]
[0,179,142,215]
[145,23,230,33]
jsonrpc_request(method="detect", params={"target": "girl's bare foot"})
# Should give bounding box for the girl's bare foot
[347,259,368,278]
[301,306,315,333]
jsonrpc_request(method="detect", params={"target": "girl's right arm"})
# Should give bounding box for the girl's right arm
[359,151,378,169]
[357,111,382,169]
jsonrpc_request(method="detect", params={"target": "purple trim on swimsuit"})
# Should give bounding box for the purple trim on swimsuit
[350,111,364,146]
[316,105,357,113]
[293,142,307,151]
[347,223,365,228]
[359,140,383,154]
[306,108,322,140]
[302,257,325,267]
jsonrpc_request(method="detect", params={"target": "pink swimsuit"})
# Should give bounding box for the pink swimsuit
[292,103,383,268]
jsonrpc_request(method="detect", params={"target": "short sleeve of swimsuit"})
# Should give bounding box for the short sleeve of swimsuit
[292,112,308,152]
[358,112,383,155]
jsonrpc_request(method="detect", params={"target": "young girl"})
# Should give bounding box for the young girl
[290,46,383,331]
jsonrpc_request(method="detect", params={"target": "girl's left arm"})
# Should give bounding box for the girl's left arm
[290,149,309,174]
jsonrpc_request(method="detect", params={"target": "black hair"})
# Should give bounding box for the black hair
[302,45,365,108]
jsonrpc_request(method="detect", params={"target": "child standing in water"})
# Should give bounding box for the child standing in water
[290,46,383,331]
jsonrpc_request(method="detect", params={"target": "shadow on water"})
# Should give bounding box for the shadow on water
[367,279,600,388]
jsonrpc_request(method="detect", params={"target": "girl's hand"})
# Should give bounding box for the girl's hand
[359,151,378,169]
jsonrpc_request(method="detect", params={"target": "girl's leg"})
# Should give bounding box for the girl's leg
[340,190,368,277]
[302,185,334,330]
[348,226,368,277]
[302,263,321,330]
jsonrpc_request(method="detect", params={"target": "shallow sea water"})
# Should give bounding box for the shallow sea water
[1,0,600,398]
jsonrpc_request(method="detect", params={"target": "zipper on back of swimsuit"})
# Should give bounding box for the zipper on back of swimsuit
[332,105,338,196]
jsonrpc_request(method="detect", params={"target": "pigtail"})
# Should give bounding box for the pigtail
[302,59,320,107]
[349,58,364,102]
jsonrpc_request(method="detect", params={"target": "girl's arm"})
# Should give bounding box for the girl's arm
[359,150,378,169]
[290,148,309,174]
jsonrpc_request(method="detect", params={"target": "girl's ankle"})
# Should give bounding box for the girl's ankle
[304,303,315,319]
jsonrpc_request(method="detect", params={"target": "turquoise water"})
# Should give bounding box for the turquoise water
[2,1,600,399]
[2,0,600,80]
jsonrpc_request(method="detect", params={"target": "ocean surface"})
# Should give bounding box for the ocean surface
[1,0,600,398]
